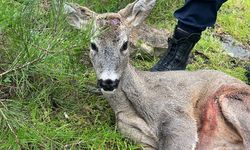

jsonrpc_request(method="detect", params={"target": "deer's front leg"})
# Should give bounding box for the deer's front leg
[159,114,198,150]
[117,112,158,150]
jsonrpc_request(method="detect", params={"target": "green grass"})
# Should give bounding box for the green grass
[0,0,249,149]
[217,0,250,44]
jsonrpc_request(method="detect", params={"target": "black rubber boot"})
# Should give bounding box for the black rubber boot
[151,27,201,72]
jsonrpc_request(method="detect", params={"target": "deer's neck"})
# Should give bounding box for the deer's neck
[119,63,156,122]
[121,63,145,93]
[103,63,156,123]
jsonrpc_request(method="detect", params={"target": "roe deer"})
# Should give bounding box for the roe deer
[65,1,250,150]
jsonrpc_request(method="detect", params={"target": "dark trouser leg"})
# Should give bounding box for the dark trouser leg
[174,0,227,32]
[151,0,227,72]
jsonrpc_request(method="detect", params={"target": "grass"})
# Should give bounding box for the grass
[0,0,249,149]
[217,0,250,44]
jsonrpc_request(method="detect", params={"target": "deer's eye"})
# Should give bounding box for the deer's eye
[121,41,128,52]
[91,43,98,52]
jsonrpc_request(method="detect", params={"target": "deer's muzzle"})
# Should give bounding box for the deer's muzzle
[98,79,120,92]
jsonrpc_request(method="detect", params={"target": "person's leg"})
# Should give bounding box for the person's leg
[175,0,226,31]
[151,0,227,72]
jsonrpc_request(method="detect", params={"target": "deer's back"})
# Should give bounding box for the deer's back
[139,69,243,104]
[138,70,249,149]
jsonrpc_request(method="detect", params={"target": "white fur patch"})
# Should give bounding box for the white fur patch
[101,88,116,94]
[100,71,119,81]
[64,3,76,14]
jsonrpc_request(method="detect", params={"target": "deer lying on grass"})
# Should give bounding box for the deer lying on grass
[65,1,250,149]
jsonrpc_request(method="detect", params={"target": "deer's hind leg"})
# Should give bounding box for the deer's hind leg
[218,85,250,148]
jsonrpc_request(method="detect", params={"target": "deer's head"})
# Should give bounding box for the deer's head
[65,1,156,92]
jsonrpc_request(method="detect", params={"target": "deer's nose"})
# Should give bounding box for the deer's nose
[98,79,120,91]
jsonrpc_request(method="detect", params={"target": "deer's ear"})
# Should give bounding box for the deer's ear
[118,0,156,27]
[64,3,96,29]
